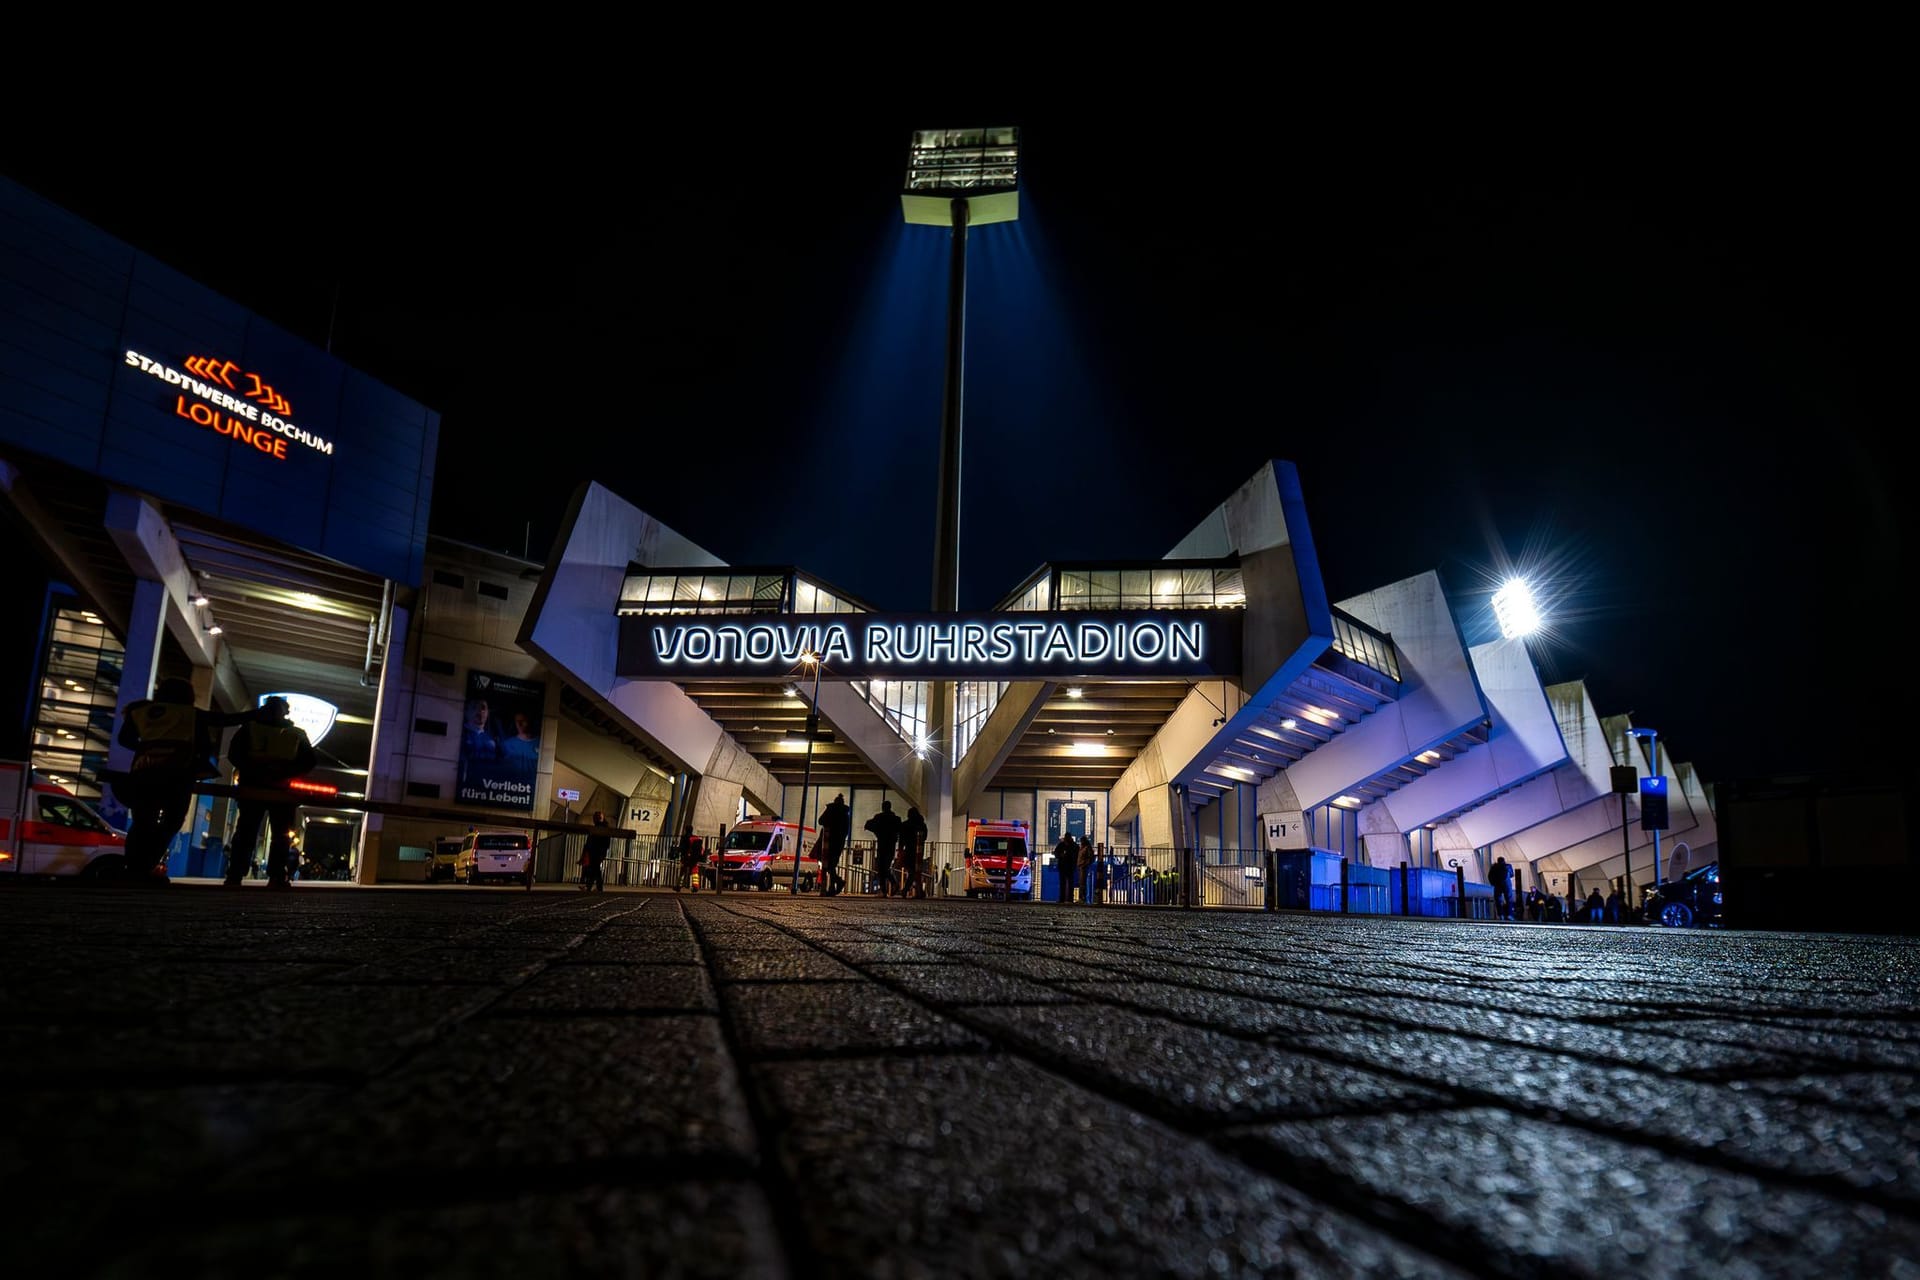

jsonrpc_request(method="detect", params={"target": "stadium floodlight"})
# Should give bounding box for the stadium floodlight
[1491,579,1541,639]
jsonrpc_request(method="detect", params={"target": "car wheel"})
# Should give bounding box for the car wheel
[1660,901,1694,929]
[758,871,772,891]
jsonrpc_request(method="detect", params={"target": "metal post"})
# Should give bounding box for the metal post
[1400,860,1410,916]
[932,196,969,613]
[1620,792,1633,921]
[1650,734,1662,893]
[1339,856,1350,913]
[789,657,823,895]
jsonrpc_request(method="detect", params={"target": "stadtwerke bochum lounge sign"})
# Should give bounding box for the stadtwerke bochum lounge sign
[617,611,1242,680]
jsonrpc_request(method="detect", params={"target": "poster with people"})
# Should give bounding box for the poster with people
[456,670,546,810]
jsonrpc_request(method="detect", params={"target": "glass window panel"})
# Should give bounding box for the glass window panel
[794,580,817,613]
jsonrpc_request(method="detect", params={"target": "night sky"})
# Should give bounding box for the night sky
[4,99,1902,786]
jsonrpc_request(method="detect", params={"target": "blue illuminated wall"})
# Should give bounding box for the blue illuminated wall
[0,178,437,586]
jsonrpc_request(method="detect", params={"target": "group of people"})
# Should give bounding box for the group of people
[112,680,318,888]
[814,793,931,897]
[1051,832,1109,904]
[1489,855,1633,924]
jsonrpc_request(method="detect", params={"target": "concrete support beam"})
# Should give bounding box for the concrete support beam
[811,680,919,806]
[0,458,129,636]
[102,490,249,711]
[1109,683,1247,832]
[519,482,779,813]
[953,681,1054,811]
[357,601,412,884]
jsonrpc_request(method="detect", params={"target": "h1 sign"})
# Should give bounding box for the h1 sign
[556,788,581,803]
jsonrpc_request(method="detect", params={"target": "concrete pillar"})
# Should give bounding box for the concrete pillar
[103,578,167,778]
[686,776,744,845]
[355,601,412,884]
[1135,783,1177,849]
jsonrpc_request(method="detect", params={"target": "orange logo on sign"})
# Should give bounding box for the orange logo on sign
[185,354,293,417]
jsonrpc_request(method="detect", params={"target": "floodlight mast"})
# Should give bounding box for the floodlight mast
[901,126,1019,614]
[901,128,1020,875]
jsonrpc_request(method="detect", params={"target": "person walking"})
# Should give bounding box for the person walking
[224,695,318,890]
[1076,835,1094,906]
[1584,887,1606,923]
[678,833,704,892]
[109,677,235,886]
[899,805,928,899]
[865,800,903,897]
[817,793,851,896]
[580,811,612,892]
[1093,843,1110,905]
[1053,830,1078,904]
[1490,856,1513,920]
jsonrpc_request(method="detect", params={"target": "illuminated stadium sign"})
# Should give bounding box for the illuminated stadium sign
[616,611,1241,680]
[125,349,336,460]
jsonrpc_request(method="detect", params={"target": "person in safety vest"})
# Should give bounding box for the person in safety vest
[111,677,242,886]
[224,695,318,889]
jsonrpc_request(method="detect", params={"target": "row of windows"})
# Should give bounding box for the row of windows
[617,572,863,617]
[1055,566,1246,611]
[845,679,1006,762]
[29,606,125,800]
[432,569,512,600]
[1329,612,1402,682]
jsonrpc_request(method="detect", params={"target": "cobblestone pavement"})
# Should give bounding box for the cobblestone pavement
[1,884,1916,1278]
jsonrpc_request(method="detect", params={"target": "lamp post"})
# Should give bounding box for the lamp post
[788,651,826,896]
[1628,726,1661,891]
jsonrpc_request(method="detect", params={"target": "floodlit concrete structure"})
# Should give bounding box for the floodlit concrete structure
[1,172,1720,909]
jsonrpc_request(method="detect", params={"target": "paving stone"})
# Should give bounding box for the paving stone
[0,960,343,1019]
[1061,981,1374,1041]
[0,982,501,1082]
[1227,1108,1920,1280]
[723,982,985,1057]
[866,963,1081,1005]
[709,948,861,982]
[492,963,717,1013]
[1299,1026,1920,1205]
[551,930,702,965]
[809,939,949,964]
[1628,1017,1920,1072]
[1730,1072,1920,1118]
[966,1005,1445,1122]
[754,1054,1461,1279]
[227,1015,755,1187]
[83,1181,787,1279]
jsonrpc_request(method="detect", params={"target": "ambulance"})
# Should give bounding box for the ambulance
[1,761,130,879]
[705,818,822,891]
[963,817,1032,898]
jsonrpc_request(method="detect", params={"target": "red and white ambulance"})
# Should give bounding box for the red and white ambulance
[2,761,129,879]
[705,818,822,891]
[963,817,1032,898]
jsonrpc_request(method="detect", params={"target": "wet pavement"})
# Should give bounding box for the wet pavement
[1,883,1915,1277]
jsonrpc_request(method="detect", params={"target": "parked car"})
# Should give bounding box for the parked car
[455,830,534,886]
[426,836,463,883]
[1643,861,1722,928]
[704,819,819,891]
[2,761,128,879]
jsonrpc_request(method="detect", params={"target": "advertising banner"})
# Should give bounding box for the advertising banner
[616,610,1243,681]
[456,671,546,811]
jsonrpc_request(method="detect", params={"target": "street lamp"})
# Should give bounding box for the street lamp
[786,651,829,895]
[1627,727,1662,889]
